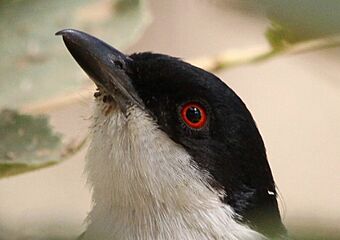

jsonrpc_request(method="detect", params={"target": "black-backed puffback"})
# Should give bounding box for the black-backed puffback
[56,29,286,240]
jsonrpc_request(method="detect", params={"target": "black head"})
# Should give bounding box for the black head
[57,29,286,238]
[128,53,286,237]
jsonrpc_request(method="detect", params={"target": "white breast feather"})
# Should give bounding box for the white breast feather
[83,100,266,240]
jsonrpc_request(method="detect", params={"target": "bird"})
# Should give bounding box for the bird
[56,29,287,240]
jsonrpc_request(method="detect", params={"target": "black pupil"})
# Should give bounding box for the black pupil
[186,106,202,123]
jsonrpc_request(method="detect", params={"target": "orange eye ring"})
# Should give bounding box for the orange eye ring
[181,102,207,129]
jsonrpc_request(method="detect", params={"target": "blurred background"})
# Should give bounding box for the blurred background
[0,0,339,239]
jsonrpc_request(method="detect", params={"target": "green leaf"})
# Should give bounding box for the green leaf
[259,0,340,43]
[0,0,150,109]
[265,21,293,50]
[231,1,340,44]
[0,109,85,178]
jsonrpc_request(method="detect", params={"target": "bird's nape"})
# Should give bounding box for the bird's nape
[57,29,286,240]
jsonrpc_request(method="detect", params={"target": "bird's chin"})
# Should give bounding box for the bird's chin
[93,89,120,116]
[93,85,139,116]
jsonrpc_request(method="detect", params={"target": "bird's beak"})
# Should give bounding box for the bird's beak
[56,29,144,111]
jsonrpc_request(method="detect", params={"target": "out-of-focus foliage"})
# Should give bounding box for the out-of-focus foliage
[255,0,340,43]
[0,0,149,178]
[228,0,340,46]
[198,0,340,72]
[0,0,149,109]
[265,22,293,50]
[0,109,85,178]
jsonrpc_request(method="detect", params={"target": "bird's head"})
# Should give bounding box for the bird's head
[57,29,286,239]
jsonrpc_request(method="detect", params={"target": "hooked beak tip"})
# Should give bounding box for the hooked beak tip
[55,28,144,111]
[55,28,77,37]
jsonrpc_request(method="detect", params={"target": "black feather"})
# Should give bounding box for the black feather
[128,52,287,238]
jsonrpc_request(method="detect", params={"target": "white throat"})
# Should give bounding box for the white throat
[83,100,265,240]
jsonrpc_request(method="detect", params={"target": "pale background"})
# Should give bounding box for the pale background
[0,0,339,239]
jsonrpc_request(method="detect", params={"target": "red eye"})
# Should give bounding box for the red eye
[181,102,207,129]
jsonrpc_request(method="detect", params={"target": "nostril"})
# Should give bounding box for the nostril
[114,60,124,69]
